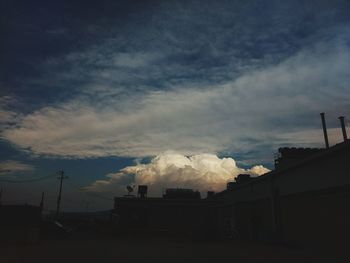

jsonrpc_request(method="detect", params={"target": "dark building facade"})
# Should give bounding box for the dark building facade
[114,188,213,236]
[0,205,42,243]
[212,140,350,248]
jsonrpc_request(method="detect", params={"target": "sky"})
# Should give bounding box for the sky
[1,0,350,212]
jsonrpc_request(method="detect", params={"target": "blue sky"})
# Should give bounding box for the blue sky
[1,0,350,211]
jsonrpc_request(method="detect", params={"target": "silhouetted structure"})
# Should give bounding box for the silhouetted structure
[114,140,350,248]
[227,174,255,190]
[211,140,350,249]
[114,188,211,236]
[137,185,148,199]
[274,147,323,170]
[339,116,348,141]
[207,191,215,198]
[113,112,349,248]
[163,188,201,199]
[0,205,42,243]
[320,112,329,148]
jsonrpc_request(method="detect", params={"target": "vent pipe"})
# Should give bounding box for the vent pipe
[320,113,329,149]
[338,116,348,141]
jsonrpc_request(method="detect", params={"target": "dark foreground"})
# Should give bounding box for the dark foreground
[1,234,346,263]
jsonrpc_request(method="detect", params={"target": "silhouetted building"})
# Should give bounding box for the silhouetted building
[0,205,42,243]
[227,174,255,190]
[114,140,350,248]
[137,185,148,199]
[114,188,212,237]
[163,188,201,199]
[207,191,215,198]
[274,147,323,170]
[212,140,350,249]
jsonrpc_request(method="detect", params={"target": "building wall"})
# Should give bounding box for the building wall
[275,144,350,196]
[114,143,350,245]
[216,142,350,247]
[114,198,212,236]
[0,205,42,244]
[279,188,350,249]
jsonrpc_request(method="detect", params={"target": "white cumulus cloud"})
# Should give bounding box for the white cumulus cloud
[84,152,270,196]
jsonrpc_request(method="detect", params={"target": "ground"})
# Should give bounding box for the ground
[1,235,345,263]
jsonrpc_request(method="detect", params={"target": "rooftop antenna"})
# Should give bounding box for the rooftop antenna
[126,185,134,194]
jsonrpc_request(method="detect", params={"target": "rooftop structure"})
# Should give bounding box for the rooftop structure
[213,139,350,248]
[274,147,323,170]
[163,188,201,199]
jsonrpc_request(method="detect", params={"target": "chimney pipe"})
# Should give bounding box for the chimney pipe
[320,113,329,149]
[338,116,348,141]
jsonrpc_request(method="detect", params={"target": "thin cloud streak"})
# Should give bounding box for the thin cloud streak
[0,160,35,175]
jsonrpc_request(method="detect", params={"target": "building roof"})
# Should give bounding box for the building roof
[215,139,350,197]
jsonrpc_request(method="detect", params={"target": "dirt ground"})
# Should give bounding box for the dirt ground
[1,235,346,263]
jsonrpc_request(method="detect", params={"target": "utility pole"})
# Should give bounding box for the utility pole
[56,170,68,220]
[0,187,2,206]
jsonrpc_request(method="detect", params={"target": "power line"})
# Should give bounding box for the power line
[66,180,114,201]
[0,169,114,205]
[0,173,57,183]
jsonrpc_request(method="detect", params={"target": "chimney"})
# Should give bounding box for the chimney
[338,116,348,141]
[320,113,329,148]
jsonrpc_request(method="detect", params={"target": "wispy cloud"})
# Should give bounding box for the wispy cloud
[0,95,22,130]
[1,1,350,165]
[0,160,34,175]
[1,37,350,161]
[18,0,350,103]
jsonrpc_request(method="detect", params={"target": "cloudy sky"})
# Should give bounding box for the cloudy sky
[1,0,349,211]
